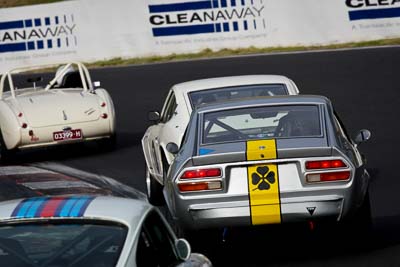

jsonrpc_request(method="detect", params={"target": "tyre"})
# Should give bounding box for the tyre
[342,191,372,243]
[161,204,223,251]
[162,205,187,238]
[97,135,116,151]
[0,130,16,161]
[354,191,372,230]
[145,167,165,206]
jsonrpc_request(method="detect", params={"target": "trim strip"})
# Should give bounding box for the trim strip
[11,196,95,218]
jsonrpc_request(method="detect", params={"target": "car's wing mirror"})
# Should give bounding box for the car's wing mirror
[354,129,371,144]
[148,111,160,122]
[175,238,191,261]
[166,142,179,155]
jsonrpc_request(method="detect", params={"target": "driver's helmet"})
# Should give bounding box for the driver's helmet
[55,64,75,86]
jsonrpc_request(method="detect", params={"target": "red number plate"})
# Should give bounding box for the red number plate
[53,129,83,141]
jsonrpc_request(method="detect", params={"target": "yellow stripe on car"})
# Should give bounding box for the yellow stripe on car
[247,139,281,225]
[246,139,277,161]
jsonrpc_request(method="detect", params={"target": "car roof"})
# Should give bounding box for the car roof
[195,95,330,113]
[172,75,296,95]
[0,195,153,227]
[0,164,146,202]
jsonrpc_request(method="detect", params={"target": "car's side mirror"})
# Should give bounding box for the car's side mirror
[148,111,160,122]
[354,129,371,144]
[175,239,191,261]
[93,81,101,88]
[166,142,179,154]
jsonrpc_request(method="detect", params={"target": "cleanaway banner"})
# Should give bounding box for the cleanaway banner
[1,0,400,72]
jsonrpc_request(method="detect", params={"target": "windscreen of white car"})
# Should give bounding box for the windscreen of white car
[202,105,322,144]
[0,221,127,267]
[189,84,288,109]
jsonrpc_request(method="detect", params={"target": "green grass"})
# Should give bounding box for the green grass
[85,37,400,68]
[0,0,62,8]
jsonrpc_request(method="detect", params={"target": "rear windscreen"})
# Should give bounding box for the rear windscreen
[202,105,322,144]
[0,221,127,267]
[189,84,288,109]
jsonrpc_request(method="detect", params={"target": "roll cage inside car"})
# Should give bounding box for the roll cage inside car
[0,62,94,100]
[201,105,322,144]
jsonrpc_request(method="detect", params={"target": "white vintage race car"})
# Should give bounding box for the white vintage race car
[0,62,116,158]
[142,75,300,205]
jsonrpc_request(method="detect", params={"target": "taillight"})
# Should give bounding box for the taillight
[178,181,222,192]
[18,112,23,117]
[181,168,221,179]
[21,123,28,129]
[306,159,350,183]
[305,160,347,170]
[101,113,108,119]
[178,168,223,192]
[101,102,106,107]
[306,171,350,183]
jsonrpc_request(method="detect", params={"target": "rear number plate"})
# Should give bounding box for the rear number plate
[53,129,82,141]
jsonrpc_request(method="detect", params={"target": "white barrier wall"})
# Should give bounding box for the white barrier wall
[1,0,400,72]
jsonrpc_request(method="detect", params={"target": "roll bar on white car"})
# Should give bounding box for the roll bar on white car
[0,62,94,100]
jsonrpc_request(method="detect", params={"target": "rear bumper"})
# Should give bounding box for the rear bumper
[167,159,369,230]
[167,169,366,230]
[175,196,344,230]
[14,119,113,150]
[18,135,111,149]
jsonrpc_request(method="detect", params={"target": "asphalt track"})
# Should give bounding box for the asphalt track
[9,46,400,266]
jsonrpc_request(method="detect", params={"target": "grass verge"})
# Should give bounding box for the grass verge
[85,38,400,68]
[0,0,62,8]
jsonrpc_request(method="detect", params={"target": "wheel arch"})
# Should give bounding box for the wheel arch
[94,88,116,135]
[0,103,21,149]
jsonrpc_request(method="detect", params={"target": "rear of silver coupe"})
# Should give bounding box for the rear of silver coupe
[164,95,371,230]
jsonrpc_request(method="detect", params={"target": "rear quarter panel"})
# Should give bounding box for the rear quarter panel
[160,88,191,164]
[0,101,21,149]
[94,88,116,135]
[142,124,165,183]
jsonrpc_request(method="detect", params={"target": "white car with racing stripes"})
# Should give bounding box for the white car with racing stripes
[142,75,300,205]
[0,164,212,267]
[0,62,116,159]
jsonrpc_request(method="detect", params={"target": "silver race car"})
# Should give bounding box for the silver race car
[164,95,371,230]
[0,164,211,267]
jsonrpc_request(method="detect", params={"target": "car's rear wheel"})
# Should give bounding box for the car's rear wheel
[339,190,372,244]
[146,167,165,206]
[97,134,116,151]
[0,130,16,161]
[353,191,372,229]
[162,205,199,244]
